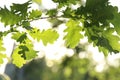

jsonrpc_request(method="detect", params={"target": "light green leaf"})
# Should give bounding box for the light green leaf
[14,37,38,60]
[32,0,42,4]
[12,47,26,68]
[29,9,42,19]
[64,19,83,48]
[0,40,6,51]
[0,53,6,64]
[28,28,41,41]
[29,28,59,45]
[40,29,59,45]
[25,49,38,60]
[0,39,6,64]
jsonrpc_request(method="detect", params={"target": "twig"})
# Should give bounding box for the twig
[29,15,63,22]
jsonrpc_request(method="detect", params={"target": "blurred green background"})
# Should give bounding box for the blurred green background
[3,44,120,80]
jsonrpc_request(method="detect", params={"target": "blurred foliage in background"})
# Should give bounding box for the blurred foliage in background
[23,53,120,80]
[4,44,120,80]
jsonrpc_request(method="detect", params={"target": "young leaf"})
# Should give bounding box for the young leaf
[29,10,42,19]
[25,49,38,60]
[28,28,41,41]
[12,47,26,68]
[39,29,59,45]
[64,19,83,48]
[18,43,38,60]
[29,28,59,45]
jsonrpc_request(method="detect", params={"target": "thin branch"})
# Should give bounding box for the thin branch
[29,15,64,22]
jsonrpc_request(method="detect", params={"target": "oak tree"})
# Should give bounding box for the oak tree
[0,0,120,67]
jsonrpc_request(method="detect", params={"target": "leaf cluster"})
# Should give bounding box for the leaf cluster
[0,1,59,67]
[52,0,120,55]
[1,0,120,67]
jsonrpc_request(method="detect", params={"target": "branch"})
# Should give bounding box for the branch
[29,15,63,22]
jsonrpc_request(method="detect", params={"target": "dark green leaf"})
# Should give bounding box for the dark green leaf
[12,32,27,43]
[0,7,21,26]
[110,7,120,35]
[46,9,57,16]
[11,1,31,19]
[103,28,120,51]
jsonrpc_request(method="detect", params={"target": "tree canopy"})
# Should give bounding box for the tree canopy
[0,0,120,68]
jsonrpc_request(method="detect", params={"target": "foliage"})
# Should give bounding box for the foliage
[64,19,83,48]
[12,53,120,80]
[0,0,120,67]
[0,38,6,64]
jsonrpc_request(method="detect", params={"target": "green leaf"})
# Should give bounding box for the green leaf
[52,0,80,8]
[22,21,30,27]
[0,39,6,64]
[40,29,59,45]
[0,53,6,64]
[0,1,31,26]
[21,21,32,30]
[29,9,42,19]
[12,47,26,68]
[28,28,40,41]
[98,46,109,56]
[29,28,59,45]
[110,7,120,35]
[12,32,27,43]
[46,9,57,16]
[0,40,6,51]
[18,42,38,60]
[25,49,38,60]
[48,18,64,28]
[32,0,42,4]
[11,1,31,19]
[63,7,74,18]
[0,7,21,26]
[97,37,113,56]
[103,28,120,51]
[64,19,83,48]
